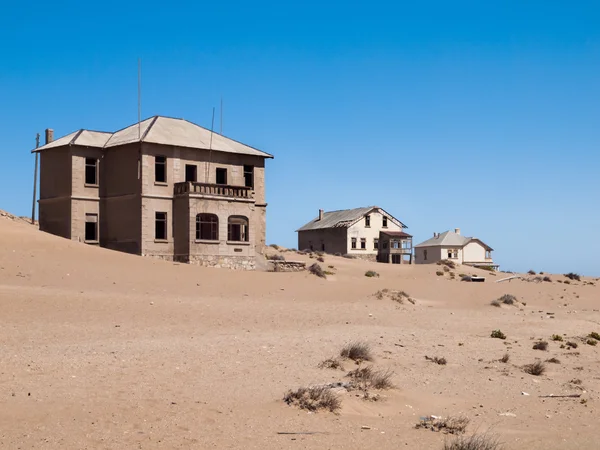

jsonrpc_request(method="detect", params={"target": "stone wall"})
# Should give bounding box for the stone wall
[270,261,306,272]
[185,254,256,270]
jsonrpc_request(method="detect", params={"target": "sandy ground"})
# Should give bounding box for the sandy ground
[1,214,599,449]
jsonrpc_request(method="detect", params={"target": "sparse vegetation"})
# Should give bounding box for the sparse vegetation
[490,300,501,307]
[443,433,502,450]
[308,263,326,278]
[566,341,578,349]
[564,272,581,281]
[283,386,341,413]
[564,280,571,284]
[317,256,325,263]
[523,361,546,376]
[438,259,457,269]
[269,244,280,250]
[365,270,379,278]
[533,341,548,351]
[479,266,495,272]
[491,330,507,340]
[546,357,561,364]
[416,416,469,435]
[498,294,517,305]
[346,366,394,390]
[500,353,510,363]
[586,339,597,346]
[436,271,445,276]
[443,266,450,273]
[375,289,413,304]
[425,355,447,365]
[340,341,373,362]
[528,270,536,275]
[266,254,285,261]
[589,332,600,341]
[543,276,552,282]
[318,357,344,370]
[551,334,563,341]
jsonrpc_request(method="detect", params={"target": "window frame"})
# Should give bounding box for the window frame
[185,164,197,183]
[382,216,388,228]
[227,215,249,242]
[195,213,219,241]
[243,165,254,189]
[365,215,371,227]
[216,168,227,185]
[351,237,357,249]
[374,238,379,250]
[155,156,167,184]
[360,238,366,249]
[85,158,98,186]
[85,213,98,243]
[155,211,168,241]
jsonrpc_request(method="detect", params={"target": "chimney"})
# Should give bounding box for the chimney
[318,209,324,221]
[433,232,438,238]
[455,228,460,235]
[45,128,54,145]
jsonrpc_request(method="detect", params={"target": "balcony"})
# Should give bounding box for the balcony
[174,182,253,200]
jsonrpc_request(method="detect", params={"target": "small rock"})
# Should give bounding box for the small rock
[361,426,371,430]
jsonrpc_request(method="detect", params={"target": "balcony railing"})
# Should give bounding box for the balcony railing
[174,182,253,199]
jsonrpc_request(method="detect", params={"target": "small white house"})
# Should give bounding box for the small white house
[296,206,408,259]
[414,228,497,269]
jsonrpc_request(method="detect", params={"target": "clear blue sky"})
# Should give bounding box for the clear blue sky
[1,1,599,276]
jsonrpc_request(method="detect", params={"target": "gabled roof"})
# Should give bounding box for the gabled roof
[296,206,407,232]
[414,230,493,250]
[380,231,413,238]
[33,116,273,159]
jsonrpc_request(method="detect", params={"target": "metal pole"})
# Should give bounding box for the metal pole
[138,58,142,139]
[220,96,223,135]
[31,133,40,224]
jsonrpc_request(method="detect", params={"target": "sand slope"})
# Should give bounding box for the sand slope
[1,214,599,449]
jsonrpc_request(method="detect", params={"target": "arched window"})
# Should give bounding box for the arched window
[196,214,218,240]
[228,216,249,242]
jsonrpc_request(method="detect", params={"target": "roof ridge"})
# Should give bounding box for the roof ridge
[140,116,159,142]
[69,129,85,145]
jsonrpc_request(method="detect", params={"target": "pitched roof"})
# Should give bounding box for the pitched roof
[33,116,273,159]
[380,231,413,238]
[296,206,406,232]
[414,230,492,250]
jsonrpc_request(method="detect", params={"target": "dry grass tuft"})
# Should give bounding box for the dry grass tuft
[586,339,597,346]
[499,353,510,363]
[283,386,341,412]
[443,432,503,450]
[267,254,285,261]
[308,263,326,278]
[340,341,373,362]
[318,357,344,370]
[551,334,563,341]
[523,361,546,376]
[436,271,445,276]
[365,270,379,278]
[545,357,561,364]
[346,366,394,390]
[317,256,325,263]
[491,330,507,340]
[438,259,457,269]
[543,276,552,282]
[589,332,600,341]
[498,294,517,305]
[566,341,578,349]
[416,416,470,435]
[375,289,414,304]
[490,300,501,307]
[425,355,447,365]
[533,341,549,351]
[564,272,581,281]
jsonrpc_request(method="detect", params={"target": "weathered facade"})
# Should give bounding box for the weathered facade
[377,231,413,264]
[413,228,497,269]
[296,206,408,260]
[34,116,273,270]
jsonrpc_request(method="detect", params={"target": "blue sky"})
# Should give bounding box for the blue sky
[1,1,599,276]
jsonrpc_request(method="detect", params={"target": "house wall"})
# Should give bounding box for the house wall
[298,228,347,254]
[414,246,444,264]
[346,210,403,256]
[71,198,100,243]
[38,198,71,238]
[462,241,489,263]
[38,148,72,238]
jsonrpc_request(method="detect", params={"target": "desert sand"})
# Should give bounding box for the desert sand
[1,213,599,449]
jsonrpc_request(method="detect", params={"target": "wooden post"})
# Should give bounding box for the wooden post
[31,133,40,224]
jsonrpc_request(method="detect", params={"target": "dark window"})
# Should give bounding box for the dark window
[321,243,325,251]
[227,216,248,241]
[155,212,167,240]
[216,168,227,185]
[351,238,357,249]
[374,238,379,250]
[155,156,166,183]
[244,165,254,189]
[382,216,388,227]
[424,249,428,261]
[185,165,197,182]
[196,214,218,240]
[360,238,366,249]
[365,215,370,227]
[85,158,97,185]
[85,214,98,242]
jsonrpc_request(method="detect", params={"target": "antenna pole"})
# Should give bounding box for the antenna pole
[137,58,142,139]
[31,133,40,225]
[220,96,223,135]
[206,107,215,182]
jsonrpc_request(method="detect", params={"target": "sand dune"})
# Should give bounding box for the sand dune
[1,213,598,449]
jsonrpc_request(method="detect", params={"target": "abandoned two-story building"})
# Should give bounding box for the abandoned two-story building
[33,116,273,270]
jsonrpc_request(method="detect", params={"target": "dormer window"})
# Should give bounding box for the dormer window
[365,215,371,227]
[382,216,388,227]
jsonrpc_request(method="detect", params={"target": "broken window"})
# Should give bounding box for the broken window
[85,158,98,185]
[185,165,197,182]
[196,213,218,240]
[486,250,492,259]
[243,165,254,189]
[155,156,167,183]
[228,216,248,242]
[360,238,366,249]
[392,240,399,249]
[216,168,227,185]
[382,216,388,227]
[365,215,370,227]
[85,213,98,242]
[374,238,379,250]
[155,212,167,240]
[351,238,357,249]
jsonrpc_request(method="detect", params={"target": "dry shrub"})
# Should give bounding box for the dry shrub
[491,330,506,340]
[267,254,286,261]
[498,294,517,305]
[543,276,552,282]
[425,355,447,365]
[439,259,457,269]
[500,353,510,363]
[443,432,502,450]
[566,341,578,349]
[564,272,581,281]
[318,357,344,370]
[589,332,600,341]
[317,256,325,263]
[523,361,546,376]
[340,341,373,362]
[283,386,341,412]
[416,416,470,435]
[436,271,445,276]
[443,266,450,273]
[308,263,326,278]
[533,341,548,351]
[269,244,280,250]
[551,334,563,341]
[587,339,597,346]
[346,366,394,390]
[365,270,379,278]
[545,357,561,364]
[528,270,536,275]
[490,300,501,308]
[375,289,413,304]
